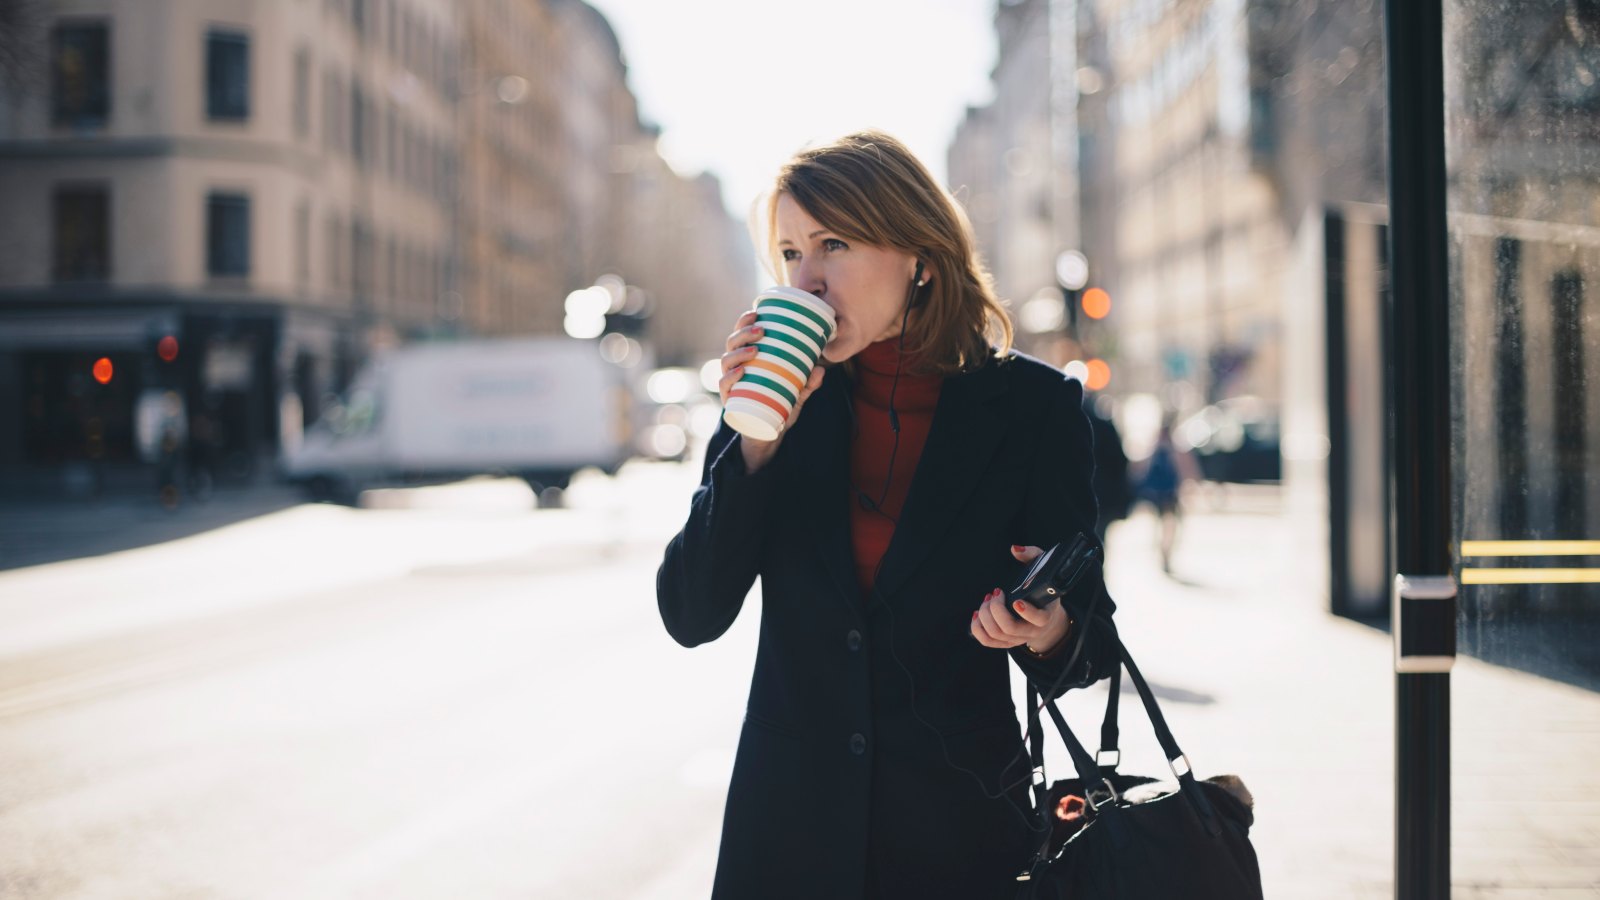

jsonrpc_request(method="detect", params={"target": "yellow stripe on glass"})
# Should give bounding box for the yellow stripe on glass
[1460,569,1600,585]
[1459,540,1600,557]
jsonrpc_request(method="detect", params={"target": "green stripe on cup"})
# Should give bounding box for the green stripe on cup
[739,371,797,406]
[757,342,813,375]
[757,297,833,337]
[755,313,828,349]
[760,329,818,366]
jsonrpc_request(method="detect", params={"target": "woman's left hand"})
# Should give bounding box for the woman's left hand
[971,544,1071,654]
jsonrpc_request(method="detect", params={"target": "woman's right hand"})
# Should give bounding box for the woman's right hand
[719,309,827,473]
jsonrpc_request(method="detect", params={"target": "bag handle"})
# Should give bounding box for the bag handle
[1032,632,1223,835]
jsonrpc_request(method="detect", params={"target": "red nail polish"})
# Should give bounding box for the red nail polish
[1011,545,1024,551]
[1013,601,1026,613]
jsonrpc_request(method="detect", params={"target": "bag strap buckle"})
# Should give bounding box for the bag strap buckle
[1167,752,1192,781]
[1088,776,1120,811]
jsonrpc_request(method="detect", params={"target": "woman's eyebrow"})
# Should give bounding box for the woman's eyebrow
[777,229,831,246]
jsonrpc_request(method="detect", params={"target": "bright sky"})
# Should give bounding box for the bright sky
[585,0,999,223]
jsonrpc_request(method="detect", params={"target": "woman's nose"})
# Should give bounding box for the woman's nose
[791,258,825,297]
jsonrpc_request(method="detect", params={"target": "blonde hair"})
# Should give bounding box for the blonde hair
[757,130,1013,376]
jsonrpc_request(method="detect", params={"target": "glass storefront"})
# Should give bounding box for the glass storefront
[1446,2,1599,682]
[1443,0,1600,889]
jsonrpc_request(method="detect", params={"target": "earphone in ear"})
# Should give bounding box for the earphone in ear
[913,260,926,287]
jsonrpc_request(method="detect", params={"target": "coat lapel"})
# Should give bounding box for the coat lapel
[871,357,1009,603]
[800,367,870,618]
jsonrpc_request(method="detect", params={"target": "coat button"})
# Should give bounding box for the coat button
[850,733,867,755]
[846,629,862,651]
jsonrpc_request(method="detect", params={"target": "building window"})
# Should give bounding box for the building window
[352,219,372,295]
[206,30,250,121]
[52,21,110,128]
[384,104,395,177]
[296,200,312,289]
[293,47,311,138]
[324,69,342,151]
[206,192,251,277]
[350,83,366,161]
[327,212,345,289]
[53,185,111,281]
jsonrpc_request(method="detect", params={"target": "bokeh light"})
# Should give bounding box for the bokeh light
[1081,288,1111,320]
[1085,358,1111,391]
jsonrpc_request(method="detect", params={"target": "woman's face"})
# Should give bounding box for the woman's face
[775,193,923,363]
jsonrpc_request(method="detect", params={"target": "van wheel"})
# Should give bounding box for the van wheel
[537,486,566,509]
[307,476,357,505]
[521,471,572,492]
[307,477,335,502]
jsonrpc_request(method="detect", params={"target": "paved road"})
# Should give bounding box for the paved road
[0,465,741,899]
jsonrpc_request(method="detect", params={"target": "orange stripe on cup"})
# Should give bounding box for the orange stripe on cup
[745,358,805,392]
[729,388,790,419]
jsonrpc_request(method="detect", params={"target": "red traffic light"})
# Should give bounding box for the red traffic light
[157,335,179,362]
[92,357,114,384]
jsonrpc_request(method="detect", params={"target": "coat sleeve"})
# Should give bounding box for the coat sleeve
[656,419,780,648]
[1008,375,1119,698]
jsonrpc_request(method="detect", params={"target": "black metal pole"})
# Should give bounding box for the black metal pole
[1383,1,1456,899]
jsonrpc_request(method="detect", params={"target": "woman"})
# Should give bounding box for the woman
[656,131,1116,899]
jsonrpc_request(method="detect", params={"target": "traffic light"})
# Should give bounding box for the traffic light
[146,331,183,388]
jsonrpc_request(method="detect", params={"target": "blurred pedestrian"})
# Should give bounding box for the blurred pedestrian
[657,130,1117,899]
[1135,418,1201,572]
[1083,391,1130,545]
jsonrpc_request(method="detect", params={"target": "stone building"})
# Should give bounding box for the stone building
[0,0,461,492]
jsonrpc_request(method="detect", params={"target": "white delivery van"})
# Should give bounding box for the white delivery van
[284,338,636,500]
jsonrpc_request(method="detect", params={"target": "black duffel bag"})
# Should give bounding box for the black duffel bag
[1014,634,1263,900]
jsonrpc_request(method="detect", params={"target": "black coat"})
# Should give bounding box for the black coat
[657,349,1117,900]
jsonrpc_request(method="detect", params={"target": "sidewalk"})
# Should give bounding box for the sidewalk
[1076,487,1600,897]
[0,483,305,571]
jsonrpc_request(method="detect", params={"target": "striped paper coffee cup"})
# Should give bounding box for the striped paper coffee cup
[723,286,836,441]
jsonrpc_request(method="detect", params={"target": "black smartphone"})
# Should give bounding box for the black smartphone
[1006,534,1101,609]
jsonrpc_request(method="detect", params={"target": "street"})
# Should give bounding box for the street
[0,464,745,899]
[2,464,1597,898]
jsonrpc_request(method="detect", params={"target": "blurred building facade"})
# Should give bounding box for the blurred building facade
[542,0,757,369]
[0,0,753,495]
[949,0,1083,366]
[955,0,1289,406]
[459,0,565,338]
[955,0,1599,620]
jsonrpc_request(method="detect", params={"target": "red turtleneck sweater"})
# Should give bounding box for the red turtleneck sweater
[850,338,945,601]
